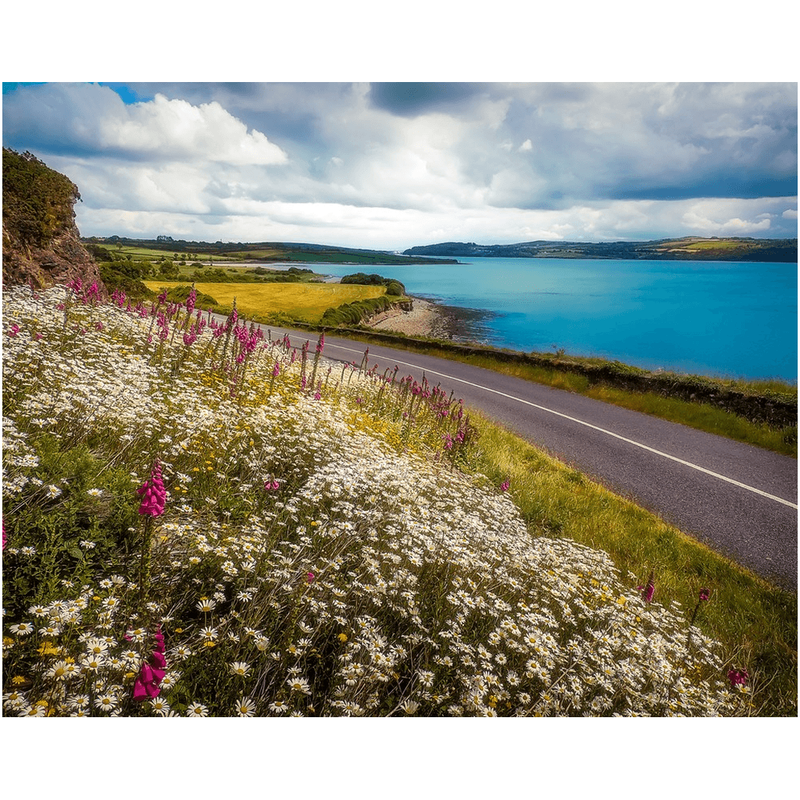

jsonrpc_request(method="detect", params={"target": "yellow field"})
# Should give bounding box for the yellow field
[144,281,385,323]
[683,240,744,250]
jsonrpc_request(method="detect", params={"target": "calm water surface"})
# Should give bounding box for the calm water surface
[314,257,797,381]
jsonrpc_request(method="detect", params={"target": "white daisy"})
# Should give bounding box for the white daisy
[235,697,257,717]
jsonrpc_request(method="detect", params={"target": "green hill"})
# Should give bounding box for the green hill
[404,237,797,262]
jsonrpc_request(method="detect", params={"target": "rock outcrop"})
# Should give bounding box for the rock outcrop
[3,148,103,291]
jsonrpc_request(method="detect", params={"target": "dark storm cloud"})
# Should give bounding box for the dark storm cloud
[367,83,484,117]
[491,82,798,203]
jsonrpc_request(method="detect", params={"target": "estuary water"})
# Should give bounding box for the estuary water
[315,257,797,382]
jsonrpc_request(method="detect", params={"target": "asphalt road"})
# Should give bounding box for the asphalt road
[254,322,797,592]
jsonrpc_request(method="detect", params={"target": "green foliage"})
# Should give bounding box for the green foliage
[385,280,404,296]
[86,244,115,262]
[340,272,387,285]
[3,148,80,247]
[164,284,219,307]
[340,272,407,297]
[159,261,180,279]
[98,262,156,301]
[3,435,141,619]
[320,294,402,326]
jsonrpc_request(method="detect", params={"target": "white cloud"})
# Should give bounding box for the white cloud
[679,198,791,236]
[4,84,286,167]
[519,139,533,152]
[99,93,287,166]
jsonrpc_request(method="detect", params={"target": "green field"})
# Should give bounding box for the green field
[101,244,221,261]
[144,280,385,323]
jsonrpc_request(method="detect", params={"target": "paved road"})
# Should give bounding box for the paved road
[254,323,797,592]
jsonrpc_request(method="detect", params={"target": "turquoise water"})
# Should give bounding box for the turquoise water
[315,257,797,381]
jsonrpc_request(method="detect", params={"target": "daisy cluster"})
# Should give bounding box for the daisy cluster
[2,285,745,716]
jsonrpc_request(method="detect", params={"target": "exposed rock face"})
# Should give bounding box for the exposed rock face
[3,148,103,291]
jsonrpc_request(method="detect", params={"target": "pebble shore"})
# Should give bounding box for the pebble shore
[365,298,452,338]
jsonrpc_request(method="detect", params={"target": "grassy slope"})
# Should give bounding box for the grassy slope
[3,285,794,716]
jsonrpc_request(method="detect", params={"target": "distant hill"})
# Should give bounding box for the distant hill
[82,236,459,266]
[404,237,798,262]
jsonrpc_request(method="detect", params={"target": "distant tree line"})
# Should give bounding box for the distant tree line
[340,272,406,296]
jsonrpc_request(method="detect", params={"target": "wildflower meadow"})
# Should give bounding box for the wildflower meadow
[2,282,753,717]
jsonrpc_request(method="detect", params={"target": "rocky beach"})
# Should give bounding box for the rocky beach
[365,296,497,343]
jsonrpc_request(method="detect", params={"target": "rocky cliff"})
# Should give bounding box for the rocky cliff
[3,148,103,291]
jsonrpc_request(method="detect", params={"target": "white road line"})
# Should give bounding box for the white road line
[320,339,799,510]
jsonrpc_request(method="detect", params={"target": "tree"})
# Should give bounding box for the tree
[159,260,179,279]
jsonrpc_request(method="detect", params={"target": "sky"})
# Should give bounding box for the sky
[3,81,797,251]
[2,6,798,789]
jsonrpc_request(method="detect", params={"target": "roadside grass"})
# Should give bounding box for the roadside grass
[143,280,386,324]
[467,410,798,716]
[583,384,796,455]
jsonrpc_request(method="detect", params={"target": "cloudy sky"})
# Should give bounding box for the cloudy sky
[2,80,797,250]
